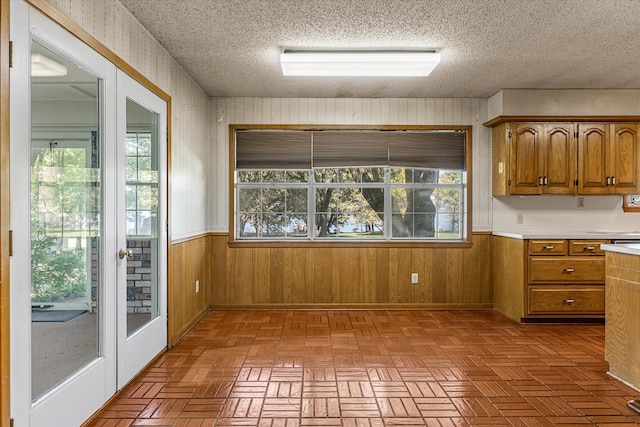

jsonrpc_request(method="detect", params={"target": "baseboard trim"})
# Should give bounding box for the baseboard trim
[169,306,210,348]
[208,303,493,311]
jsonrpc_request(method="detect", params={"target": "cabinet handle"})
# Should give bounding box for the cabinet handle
[563,299,575,304]
[606,176,611,186]
[543,176,548,185]
[539,176,544,186]
[584,246,596,251]
[563,268,575,273]
[612,176,616,185]
[542,245,555,250]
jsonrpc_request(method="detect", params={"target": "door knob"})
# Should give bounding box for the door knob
[118,248,133,259]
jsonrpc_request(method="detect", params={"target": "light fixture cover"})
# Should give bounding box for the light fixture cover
[31,53,68,77]
[280,50,440,77]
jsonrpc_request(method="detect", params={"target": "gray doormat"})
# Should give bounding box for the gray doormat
[32,310,87,322]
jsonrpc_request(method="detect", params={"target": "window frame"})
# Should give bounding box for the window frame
[126,128,158,237]
[229,124,473,247]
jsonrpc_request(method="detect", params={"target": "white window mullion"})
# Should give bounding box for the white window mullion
[283,185,288,238]
[384,168,391,240]
[308,169,315,240]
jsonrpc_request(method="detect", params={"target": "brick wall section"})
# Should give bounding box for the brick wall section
[127,239,152,313]
[90,238,154,312]
[91,237,98,309]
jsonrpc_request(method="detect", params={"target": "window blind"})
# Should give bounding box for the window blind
[236,131,312,169]
[313,131,389,167]
[389,131,466,170]
[235,129,466,170]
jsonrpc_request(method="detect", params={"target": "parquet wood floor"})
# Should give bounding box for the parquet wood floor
[88,310,640,426]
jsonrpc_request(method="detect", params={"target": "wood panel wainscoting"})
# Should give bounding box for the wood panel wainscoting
[209,232,492,309]
[168,232,492,346]
[168,234,212,347]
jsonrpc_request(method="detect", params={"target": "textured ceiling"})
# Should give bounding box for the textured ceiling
[119,0,640,98]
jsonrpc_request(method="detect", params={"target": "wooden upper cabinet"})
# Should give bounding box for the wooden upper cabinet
[490,118,639,197]
[510,123,542,194]
[493,122,576,195]
[578,123,639,194]
[577,123,608,194]
[491,122,511,196]
[544,124,576,194]
[610,124,639,194]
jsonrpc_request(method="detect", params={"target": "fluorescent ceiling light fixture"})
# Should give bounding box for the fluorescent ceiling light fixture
[280,50,440,77]
[31,53,68,77]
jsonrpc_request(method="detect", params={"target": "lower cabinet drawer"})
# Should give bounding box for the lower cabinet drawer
[528,286,605,315]
[528,257,605,283]
[568,240,609,256]
[529,240,566,255]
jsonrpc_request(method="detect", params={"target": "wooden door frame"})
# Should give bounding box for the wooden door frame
[1,0,11,423]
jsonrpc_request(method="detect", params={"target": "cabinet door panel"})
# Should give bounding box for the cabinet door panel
[610,123,639,194]
[510,124,542,194]
[544,124,575,194]
[577,124,608,194]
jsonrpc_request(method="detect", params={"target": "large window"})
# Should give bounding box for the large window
[232,126,471,243]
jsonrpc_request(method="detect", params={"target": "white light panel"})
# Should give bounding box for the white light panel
[280,51,441,77]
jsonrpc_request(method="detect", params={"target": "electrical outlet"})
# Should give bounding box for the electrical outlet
[577,197,585,208]
[516,212,524,224]
[411,273,419,284]
[195,280,200,293]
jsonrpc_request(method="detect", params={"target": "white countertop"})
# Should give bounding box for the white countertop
[492,230,640,240]
[601,243,640,256]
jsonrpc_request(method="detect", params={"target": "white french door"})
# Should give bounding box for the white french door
[116,70,167,388]
[10,2,167,426]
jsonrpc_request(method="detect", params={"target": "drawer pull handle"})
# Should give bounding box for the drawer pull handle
[563,299,575,304]
[584,246,596,251]
[563,268,575,273]
[542,245,555,250]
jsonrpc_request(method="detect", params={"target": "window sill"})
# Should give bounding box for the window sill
[228,239,473,249]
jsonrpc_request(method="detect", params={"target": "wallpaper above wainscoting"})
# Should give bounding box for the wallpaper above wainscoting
[46,0,211,241]
[210,97,493,232]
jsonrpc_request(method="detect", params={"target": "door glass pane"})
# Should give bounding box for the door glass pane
[30,41,101,400]
[125,99,159,336]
